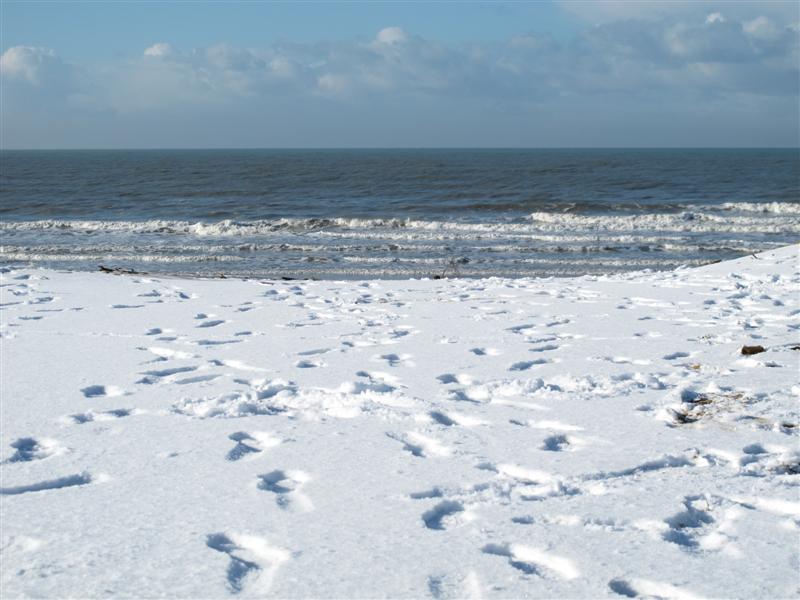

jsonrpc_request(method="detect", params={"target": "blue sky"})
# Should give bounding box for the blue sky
[2,2,580,54]
[2,1,798,148]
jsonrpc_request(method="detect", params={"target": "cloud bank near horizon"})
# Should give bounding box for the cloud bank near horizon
[2,7,798,148]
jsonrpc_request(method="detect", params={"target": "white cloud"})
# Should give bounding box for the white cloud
[1,46,58,84]
[3,14,798,148]
[269,56,295,78]
[705,13,726,25]
[316,73,350,97]
[561,1,798,24]
[143,42,174,58]
[205,43,264,71]
[3,17,798,118]
[743,16,780,40]
[375,27,407,45]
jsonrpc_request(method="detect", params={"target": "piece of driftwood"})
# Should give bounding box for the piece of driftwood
[740,345,766,355]
[98,265,147,275]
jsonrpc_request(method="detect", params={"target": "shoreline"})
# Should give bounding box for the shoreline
[1,244,798,598]
[2,241,792,284]
[2,198,797,281]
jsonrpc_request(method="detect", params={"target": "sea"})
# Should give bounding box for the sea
[1,149,798,279]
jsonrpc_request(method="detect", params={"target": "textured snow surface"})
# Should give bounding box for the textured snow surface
[1,246,798,599]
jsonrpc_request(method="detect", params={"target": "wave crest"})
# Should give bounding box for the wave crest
[2,201,797,237]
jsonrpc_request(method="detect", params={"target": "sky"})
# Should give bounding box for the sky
[1,1,798,148]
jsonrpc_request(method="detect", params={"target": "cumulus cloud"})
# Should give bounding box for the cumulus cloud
[2,9,798,147]
[1,45,92,111]
[744,16,780,40]
[143,42,174,58]
[316,73,350,97]
[1,46,62,84]
[204,43,265,71]
[375,26,408,45]
[560,0,798,25]
[5,11,796,111]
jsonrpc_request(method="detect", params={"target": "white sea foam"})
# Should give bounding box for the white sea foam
[2,203,795,277]
[717,202,800,214]
[526,210,799,233]
[0,251,245,264]
[1,201,798,237]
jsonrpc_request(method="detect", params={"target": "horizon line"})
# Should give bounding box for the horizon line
[3,146,799,151]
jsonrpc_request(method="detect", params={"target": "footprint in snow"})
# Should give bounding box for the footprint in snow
[295,359,324,369]
[428,410,486,428]
[66,409,133,425]
[257,470,314,512]
[429,411,459,427]
[427,571,484,599]
[143,346,198,361]
[354,370,401,391]
[422,500,470,530]
[509,358,554,371]
[0,472,95,496]
[174,373,221,385]
[482,543,579,580]
[540,434,586,452]
[137,290,162,298]
[470,347,501,356]
[80,385,125,398]
[206,532,289,595]
[660,494,742,556]
[608,577,701,599]
[226,431,281,461]
[529,344,559,353]
[591,356,652,365]
[545,317,572,327]
[436,373,475,385]
[193,339,242,346]
[5,437,66,463]
[517,419,584,432]
[388,431,452,458]
[375,353,415,367]
[197,319,226,328]
[137,365,199,384]
[297,347,333,357]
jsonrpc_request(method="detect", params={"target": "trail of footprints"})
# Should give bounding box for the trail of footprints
[3,267,798,597]
[173,298,795,593]
[404,435,797,595]
[1,280,237,501]
[67,408,135,425]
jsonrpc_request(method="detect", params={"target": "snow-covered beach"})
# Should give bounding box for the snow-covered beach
[1,245,798,599]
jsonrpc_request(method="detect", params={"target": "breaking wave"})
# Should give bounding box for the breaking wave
[1,201,798,237]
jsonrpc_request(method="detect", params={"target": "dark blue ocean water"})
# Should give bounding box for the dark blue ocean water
[1,149,798,278]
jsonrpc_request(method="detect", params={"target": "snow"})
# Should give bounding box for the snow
[1,245,798,599]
